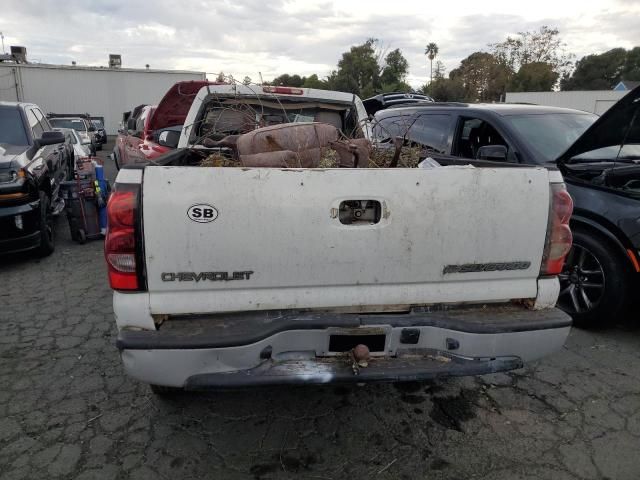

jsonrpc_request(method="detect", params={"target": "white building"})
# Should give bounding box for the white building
[0,62,206,134]
[505,90,627,115]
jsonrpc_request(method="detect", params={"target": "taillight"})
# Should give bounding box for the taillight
[262,86,304,95]
[105,183,142,290]
[541,184,574,275]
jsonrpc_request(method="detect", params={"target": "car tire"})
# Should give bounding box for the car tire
[558,227,630,327]
[150,384,183,396]
[37,192,55,257]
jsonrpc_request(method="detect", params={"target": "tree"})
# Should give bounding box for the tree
[242,76,252,85]
[561,48,636,90]
[623,47,640,80]
[422,77,465,101]
[490,25,573,81]
[327,39,411,97]
[270,73,304,87]
[215,71,225,82]
[327,38,381,97]
[450,52,512,102]
[302,74,327,89]
[509,62,558,92]
[425,42,439,84]
[380,48,411,92]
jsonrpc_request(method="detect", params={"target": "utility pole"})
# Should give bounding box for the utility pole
[0,32,5,54]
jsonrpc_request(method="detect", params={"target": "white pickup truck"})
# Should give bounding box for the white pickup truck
[106,152,573,393]
[169,84,373,149]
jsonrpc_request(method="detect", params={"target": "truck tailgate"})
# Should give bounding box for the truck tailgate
[142,166,551,314]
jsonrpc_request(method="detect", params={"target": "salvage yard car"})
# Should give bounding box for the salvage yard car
[371,85,640,326]
[90,117,107,149]
[176,84,372,150]
[112,81,219,169]
[47,113,97,154]
[106,119,574,394]
[0,102,69,256]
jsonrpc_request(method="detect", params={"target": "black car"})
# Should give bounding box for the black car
[372,87,640,326]
[363,92,434,116]
[0,102,70,256]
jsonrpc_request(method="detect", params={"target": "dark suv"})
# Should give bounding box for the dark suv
[0,102,69,256]
[372,87,640,326]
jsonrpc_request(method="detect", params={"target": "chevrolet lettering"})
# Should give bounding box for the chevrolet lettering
[161,271,254,282]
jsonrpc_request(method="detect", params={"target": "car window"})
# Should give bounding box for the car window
[27,109,44,138]
[32,108,52,131]
[49,118,87,132]
[405,114,452,153]
[373,114,413,142]
[502,113,596,164]
[373,113,452,153]
[455,117,511,161]
[136,109,149,133]
[0,106,30,146]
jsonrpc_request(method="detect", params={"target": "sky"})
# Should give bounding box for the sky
[1,0,639,89]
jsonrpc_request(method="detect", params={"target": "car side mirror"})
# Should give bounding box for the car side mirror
[36,130,66,147]
[158,130,180,148]
[476,145,508,161]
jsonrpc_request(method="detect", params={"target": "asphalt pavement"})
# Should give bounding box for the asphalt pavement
[1,141,640,479]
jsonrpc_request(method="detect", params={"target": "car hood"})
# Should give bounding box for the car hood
[0,144,29,170]
[148,80,224,132]
[557,85,640,165]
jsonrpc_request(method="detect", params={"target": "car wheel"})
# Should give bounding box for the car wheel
[37,192,55,257]
[150,384,182,396]
[557,228,630,327]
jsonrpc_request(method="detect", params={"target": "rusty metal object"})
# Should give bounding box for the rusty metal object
[236,122,339,156]
[200,122,371,168]
[330,138,371,168]
[353,344,370,367]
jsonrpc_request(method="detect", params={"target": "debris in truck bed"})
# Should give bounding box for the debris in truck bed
[369,144,424,168]
[199,122,373,168]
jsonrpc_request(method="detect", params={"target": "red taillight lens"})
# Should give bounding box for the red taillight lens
[262,86,304,95]
[105,185,141,290]
[541,185,574,275]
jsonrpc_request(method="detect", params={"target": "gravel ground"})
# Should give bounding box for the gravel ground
[1,142,640,479]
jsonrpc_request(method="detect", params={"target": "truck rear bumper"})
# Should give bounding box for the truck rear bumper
[116,306,571,388]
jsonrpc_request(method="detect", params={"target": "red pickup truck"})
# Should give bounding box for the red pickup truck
[112,81,218,169]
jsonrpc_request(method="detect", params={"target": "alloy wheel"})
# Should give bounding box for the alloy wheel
[558,244,605,314]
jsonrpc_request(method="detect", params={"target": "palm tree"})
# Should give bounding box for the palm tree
[425,42,439,84]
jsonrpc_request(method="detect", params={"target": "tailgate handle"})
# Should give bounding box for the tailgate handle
[334,200,382,225]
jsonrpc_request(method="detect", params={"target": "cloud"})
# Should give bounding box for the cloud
[0,0,637,89]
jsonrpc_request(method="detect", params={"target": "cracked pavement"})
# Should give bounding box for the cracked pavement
[1,145,640,479]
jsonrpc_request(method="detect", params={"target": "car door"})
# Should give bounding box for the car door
[372,111,455,164]
[33,108,67,185]
[124,108,148,165]
[25,108,49,181]
[451,114,518,163]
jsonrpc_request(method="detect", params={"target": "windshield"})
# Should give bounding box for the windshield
[0,106,30,146]
[91,119,104,128]
[49,118,87,132]
[503,112,597,163]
